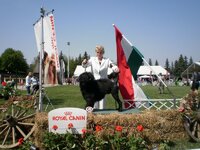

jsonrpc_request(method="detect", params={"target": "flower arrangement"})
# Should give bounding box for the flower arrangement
[0,81,20,99]
[17,111,180,149]
[42,124,147,150]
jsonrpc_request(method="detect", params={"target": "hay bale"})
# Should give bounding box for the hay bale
[34,112,48,148]
[34,110,189,146]
[87,110,188,143]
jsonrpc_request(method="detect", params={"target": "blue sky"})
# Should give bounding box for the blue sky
[0,0,200,67]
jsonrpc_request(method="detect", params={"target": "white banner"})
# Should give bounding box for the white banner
[34,12,60,85]
[34,18,42,53]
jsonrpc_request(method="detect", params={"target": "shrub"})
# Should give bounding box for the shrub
[0,82,20,99]
[41,124,147,150]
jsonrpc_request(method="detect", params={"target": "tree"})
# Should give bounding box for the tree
[173,54,186,77]
[155,60,159,66]
[165,58,169,69]
[173,60,179,77]
[148,58,152,66]
[184,56,188,68]
[0,48,29,74]
[188,57,193,66]
[83,51,90,60]
[171,62,174,75]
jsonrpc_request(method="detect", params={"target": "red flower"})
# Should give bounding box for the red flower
[115,125,123,132]
[82,128,87,134]
[137,125,144,132]
[68,123,74,129]
[95,125,103,132]
[18,138,24,145]
[52,125,58,131]
[2,81,7,86]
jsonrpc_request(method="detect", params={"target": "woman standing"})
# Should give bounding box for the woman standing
[82,45,119,109]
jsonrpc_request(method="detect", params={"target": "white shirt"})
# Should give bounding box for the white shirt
[25,76,31,87]
[31,77,38,86]
[82,57,117,79]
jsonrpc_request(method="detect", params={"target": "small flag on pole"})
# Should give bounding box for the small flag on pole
[113,24,144,109]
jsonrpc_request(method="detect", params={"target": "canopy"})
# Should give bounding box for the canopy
[138,75,151,79]
[137,66,169,76]
[181,61,200,78]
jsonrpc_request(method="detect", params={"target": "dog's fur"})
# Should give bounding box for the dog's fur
[78,72,122,111]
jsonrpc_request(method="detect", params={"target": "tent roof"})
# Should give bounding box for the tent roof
[181,61,200,77]
[137,66,168,76]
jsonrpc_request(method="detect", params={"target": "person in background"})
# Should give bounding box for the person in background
[157,73,165,94]
[31,74,39,95]
[25,72,32,95]
[82,45,119,110]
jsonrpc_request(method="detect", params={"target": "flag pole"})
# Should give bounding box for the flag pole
[38,7,45,112]
[67,42,70,79]
[142,58,176,106]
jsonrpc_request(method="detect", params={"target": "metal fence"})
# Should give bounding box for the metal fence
[135,99,182,110]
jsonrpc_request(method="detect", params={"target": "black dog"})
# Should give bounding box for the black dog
[78,72,122,111]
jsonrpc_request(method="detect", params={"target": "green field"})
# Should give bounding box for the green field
[0,84,191,110]
[40,84,191,110]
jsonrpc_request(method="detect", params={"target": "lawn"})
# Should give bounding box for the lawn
[0,84,191,110]
[30,84,191,111]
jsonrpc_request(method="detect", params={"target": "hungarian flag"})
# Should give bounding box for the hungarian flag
[113,25,144,109]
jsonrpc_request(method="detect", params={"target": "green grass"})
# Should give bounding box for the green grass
[141,85,191,99]
[42,85,191,111]
[0,85,191,109]
[43,85,121,111]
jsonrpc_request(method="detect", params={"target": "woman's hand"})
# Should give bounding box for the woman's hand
[112,66,119,73]
[82,59,88,65]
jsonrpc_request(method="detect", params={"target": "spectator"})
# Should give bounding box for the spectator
[25,72,32,95]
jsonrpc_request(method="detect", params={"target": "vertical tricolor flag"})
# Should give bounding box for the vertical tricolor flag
[113,25,144,109]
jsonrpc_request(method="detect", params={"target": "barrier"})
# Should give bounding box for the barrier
[136,99,181,110]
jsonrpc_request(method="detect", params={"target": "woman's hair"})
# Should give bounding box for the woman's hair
[28,72,32,76]
[95,45,105,54]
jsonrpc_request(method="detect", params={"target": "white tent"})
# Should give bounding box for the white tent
[181,61,200,78]
[137,66,169,76]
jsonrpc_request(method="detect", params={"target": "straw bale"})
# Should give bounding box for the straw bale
[34,110,189,145]
[34,112,48,148]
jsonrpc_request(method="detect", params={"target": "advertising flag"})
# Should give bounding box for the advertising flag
[34,11,60,85]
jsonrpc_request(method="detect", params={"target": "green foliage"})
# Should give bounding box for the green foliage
[0,83,21,100]
[42,127,147,150]
[17,140,36,150]
[155,60,159,66]
[0,48,28,73]
[62,51,90,78]
[43,132,81,150]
